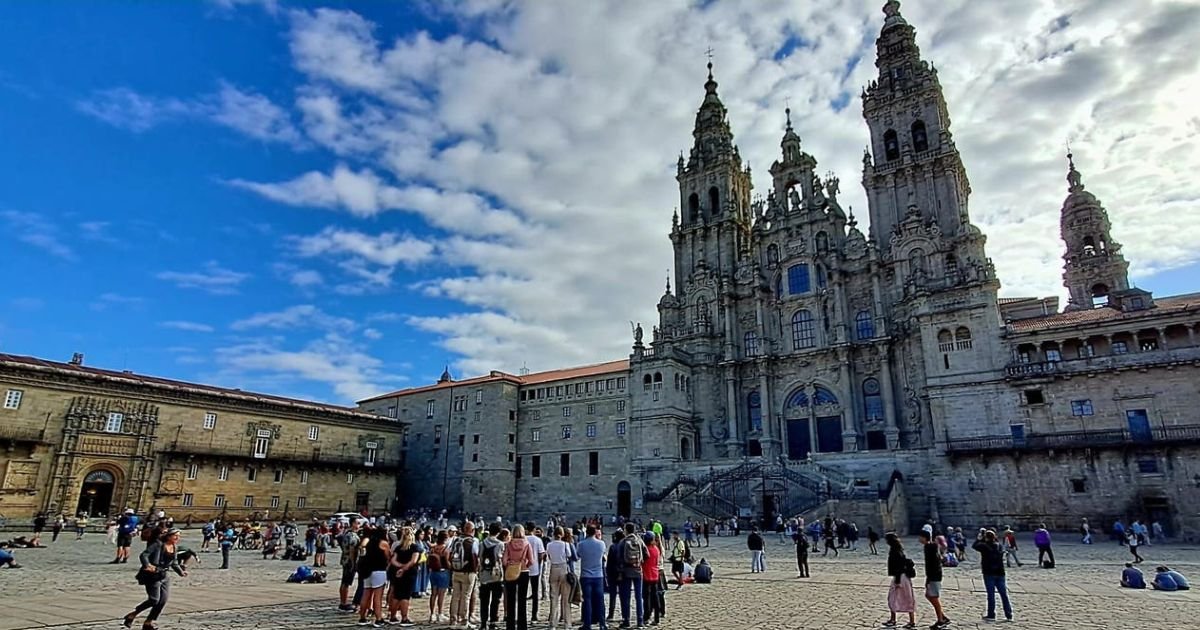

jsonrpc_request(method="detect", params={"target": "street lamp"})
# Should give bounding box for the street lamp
[86,488,97,517]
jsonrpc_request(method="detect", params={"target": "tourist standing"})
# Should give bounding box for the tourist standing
[526,525,546,622]
[358,526,392,627]
[884,533,916,629]
[973,530,1014,622]
[75,513,88,540]
[793,529,809,578]
[449,522,480,630]
[1002,527,1021,567]
[640,533,662,626]
[503,524,534,630]
[1127,530,1144,563]
[51,514,64,542]
[1151,521,1165,545]
[823,521,838,558]
[1033,524,1055,568]
[546,527,574,630]
[389,526,421,626]
[919,530,950,627]
[113,509,140,564]
[478,523,506,630]
[617,523,647,629]
[33,513,47,536]
[219,523,235,570]
[702,519,710,547]
[123,528,187,630]
[868,527,880,555]
[427,531,451,624]
[747,527,766,573]
[337,519,362,612]
[577,525,608,630]
[607,531,624,620]
[668,532,686,590]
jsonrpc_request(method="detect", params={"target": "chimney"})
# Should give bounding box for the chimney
[69,353,84,366]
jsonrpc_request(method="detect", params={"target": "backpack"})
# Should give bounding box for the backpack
[480,542,502,579]
[623,536,644,567]
[140,526,154,543]
[903,557,916,579]
[449,537,471,571]
[428,550,444,572]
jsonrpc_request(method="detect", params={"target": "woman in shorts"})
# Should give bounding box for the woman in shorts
[427,530,451,623]
[357,527,391,627]
[388,527,421,626]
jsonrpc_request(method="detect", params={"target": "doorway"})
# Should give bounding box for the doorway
[786,419,811,460]
[617,481,632,519]
[1126,409,1152,442]
[76,469,116,517]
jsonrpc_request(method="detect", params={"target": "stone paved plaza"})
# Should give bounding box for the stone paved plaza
[2,529,1199,629]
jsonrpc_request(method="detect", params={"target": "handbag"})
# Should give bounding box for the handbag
[135,567,164,585]
[570,575,583,605]
[504,562,523,582]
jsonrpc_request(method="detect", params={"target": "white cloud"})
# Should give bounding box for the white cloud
[145,1,1200,381]
[289,269,324,288]
[92,293,145,312]
[213,332,393,402]
[209,0,279,15]
[1,210,75,260]
[77,83,302,146]
[231,304,357,333]
[363,328,383,340]
[156,261,250,295]
[160,320,216,333]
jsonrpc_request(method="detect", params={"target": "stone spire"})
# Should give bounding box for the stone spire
[438,365,453,384]
[1060,153,1130,311]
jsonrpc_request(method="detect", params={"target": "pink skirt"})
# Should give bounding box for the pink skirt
[888,575,916,613]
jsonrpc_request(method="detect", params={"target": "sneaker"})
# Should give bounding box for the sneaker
[339,605,357,613]
[358,619,371,626]
[400,621,415,628]
[981,616,996,623]
[1003,618,1014,623]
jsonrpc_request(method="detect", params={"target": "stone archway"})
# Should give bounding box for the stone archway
[617,481,632,519]
[76,468,118,518]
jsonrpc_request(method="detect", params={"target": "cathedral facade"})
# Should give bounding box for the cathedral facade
[368,2,1200,538]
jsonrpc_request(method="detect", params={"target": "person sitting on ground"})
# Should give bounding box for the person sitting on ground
[1152,566,1180,591]
[1120,563,1145,589]
[5,536,46,548]
[1162,566,1190,590]
[0,546,22,568]
[693,557,713,584]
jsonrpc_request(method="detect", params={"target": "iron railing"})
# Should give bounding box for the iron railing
[161,442,401,472]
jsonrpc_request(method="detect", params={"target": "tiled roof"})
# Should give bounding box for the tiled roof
[359,359,630,403]
[1008,293,1200,333]
[0,353,382,420]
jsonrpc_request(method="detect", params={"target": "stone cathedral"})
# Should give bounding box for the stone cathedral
[362,1,1200,539]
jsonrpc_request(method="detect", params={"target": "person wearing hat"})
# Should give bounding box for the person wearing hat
[113,509,140,564]
[124,528,187,630]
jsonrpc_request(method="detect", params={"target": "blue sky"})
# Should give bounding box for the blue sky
[2,0,1198,404]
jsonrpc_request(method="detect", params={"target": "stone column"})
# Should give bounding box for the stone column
[840,353,859,451]
[1156,327,1167,351]
[759,370,776,458]
[879,345,900,449]
[1188,325,1196,348]
[724,373,739,457]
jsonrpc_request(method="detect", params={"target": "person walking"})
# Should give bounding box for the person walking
[822,521,839,558]
[884,533,916,629]
[502,524,534,630]
[793,528,810,578]
[337,520,363,613]
[617,522,647,629]
[123,528,187,630]
[973,530,1014,622]
[1127,531,1144,564]
[919,530,950,628]
[1002,527,1022,567]
[577,525,608,630]
[747,527,766,573]
[75,513,88,540]
[112,509,140,564]
[868,527,880,555]
[1033,524,1055,568]
[1080,518,1093,544]
[668,532,686,590]
[51,514,64,542]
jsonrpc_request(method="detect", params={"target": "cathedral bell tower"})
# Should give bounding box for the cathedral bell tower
[672,62,754,289]
[1060,154,1130,311]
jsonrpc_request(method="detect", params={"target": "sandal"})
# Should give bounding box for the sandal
[122,614,136,629]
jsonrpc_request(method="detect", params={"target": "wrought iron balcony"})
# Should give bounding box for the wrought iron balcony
[945,424,1200,455]
[161,442,401,472]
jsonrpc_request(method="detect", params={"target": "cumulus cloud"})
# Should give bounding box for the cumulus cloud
[231,304,357,333]
[156,261,250,294]
[1,210,76,260]
[160,320,216,333]
[222,1,1200,378]
[212,332,394,402]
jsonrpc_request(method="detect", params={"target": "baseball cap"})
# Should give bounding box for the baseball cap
[124,508,135,514]
[448,525,458,532]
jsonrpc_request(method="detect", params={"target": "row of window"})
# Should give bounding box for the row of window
[529,421,627,442]
[640,373,691,392]
[745,311,878,357]
[881,120,929,162]
[1017,339,1150,364]
[184,465,315,484]
[527,400,626,420]
[198,494,310,509]
[519,451,601,478]
[519,378,627,402]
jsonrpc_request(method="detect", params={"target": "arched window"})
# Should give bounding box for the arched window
[883,129,900,161]
[785,390,809,408]
[787,264,811,295]
[855,310,875,340]
[911,120,928,153]
[863,378,884,422]
[945,254,960,283]
[815,231,829,254]
[1091,283,1109,298]
[680,436,691,460]
[709,186,720,215]
[792,310,815,349]
[688,193,700,221]
[674,374,681,390]
[813,386,838,405]
[643,374,652,392]
[955,326,973,350]
[766,244,779,265]
[1083,236,1096,256]
[747,391,763,432]
[937,329,953,352]
[652,372,663,390]
[744,331,761,357]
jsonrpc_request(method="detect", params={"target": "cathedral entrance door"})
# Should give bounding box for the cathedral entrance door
[816,417,844,453]
[786,419,811,460]
[616,481,632,519]
[76,469,116,518]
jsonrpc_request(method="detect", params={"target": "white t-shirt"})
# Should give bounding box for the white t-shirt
[546,539,571,566]
[527,535,546,576]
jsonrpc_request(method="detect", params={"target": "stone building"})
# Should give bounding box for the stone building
[371,1,1200,538]
[0,353,406,523]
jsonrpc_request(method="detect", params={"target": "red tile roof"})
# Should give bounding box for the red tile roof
[1008,293,1200,333]
[359,359,630,403]
[0,353,383,420]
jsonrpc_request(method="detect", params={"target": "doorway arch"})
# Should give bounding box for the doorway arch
[617,481,632,519]
[76,469,117,518]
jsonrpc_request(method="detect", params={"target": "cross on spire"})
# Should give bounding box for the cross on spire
[705,46,714,79]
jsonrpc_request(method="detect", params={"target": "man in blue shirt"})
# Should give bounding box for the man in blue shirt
[1153,566,1179,591]
[111,509,139,564]
[577,525,608,630]
[219,523,236,569]
[1120,563,1145,589]
[1164,567,1190,590]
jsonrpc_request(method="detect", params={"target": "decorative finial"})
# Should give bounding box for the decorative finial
[848,206,858,227]
[705,46,715,80]
[883,0,901,17]
[665,272,672,295]
[1066,149,1084,193]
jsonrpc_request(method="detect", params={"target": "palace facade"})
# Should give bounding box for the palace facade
[364,2,1200,538]
[0,353,406,523]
